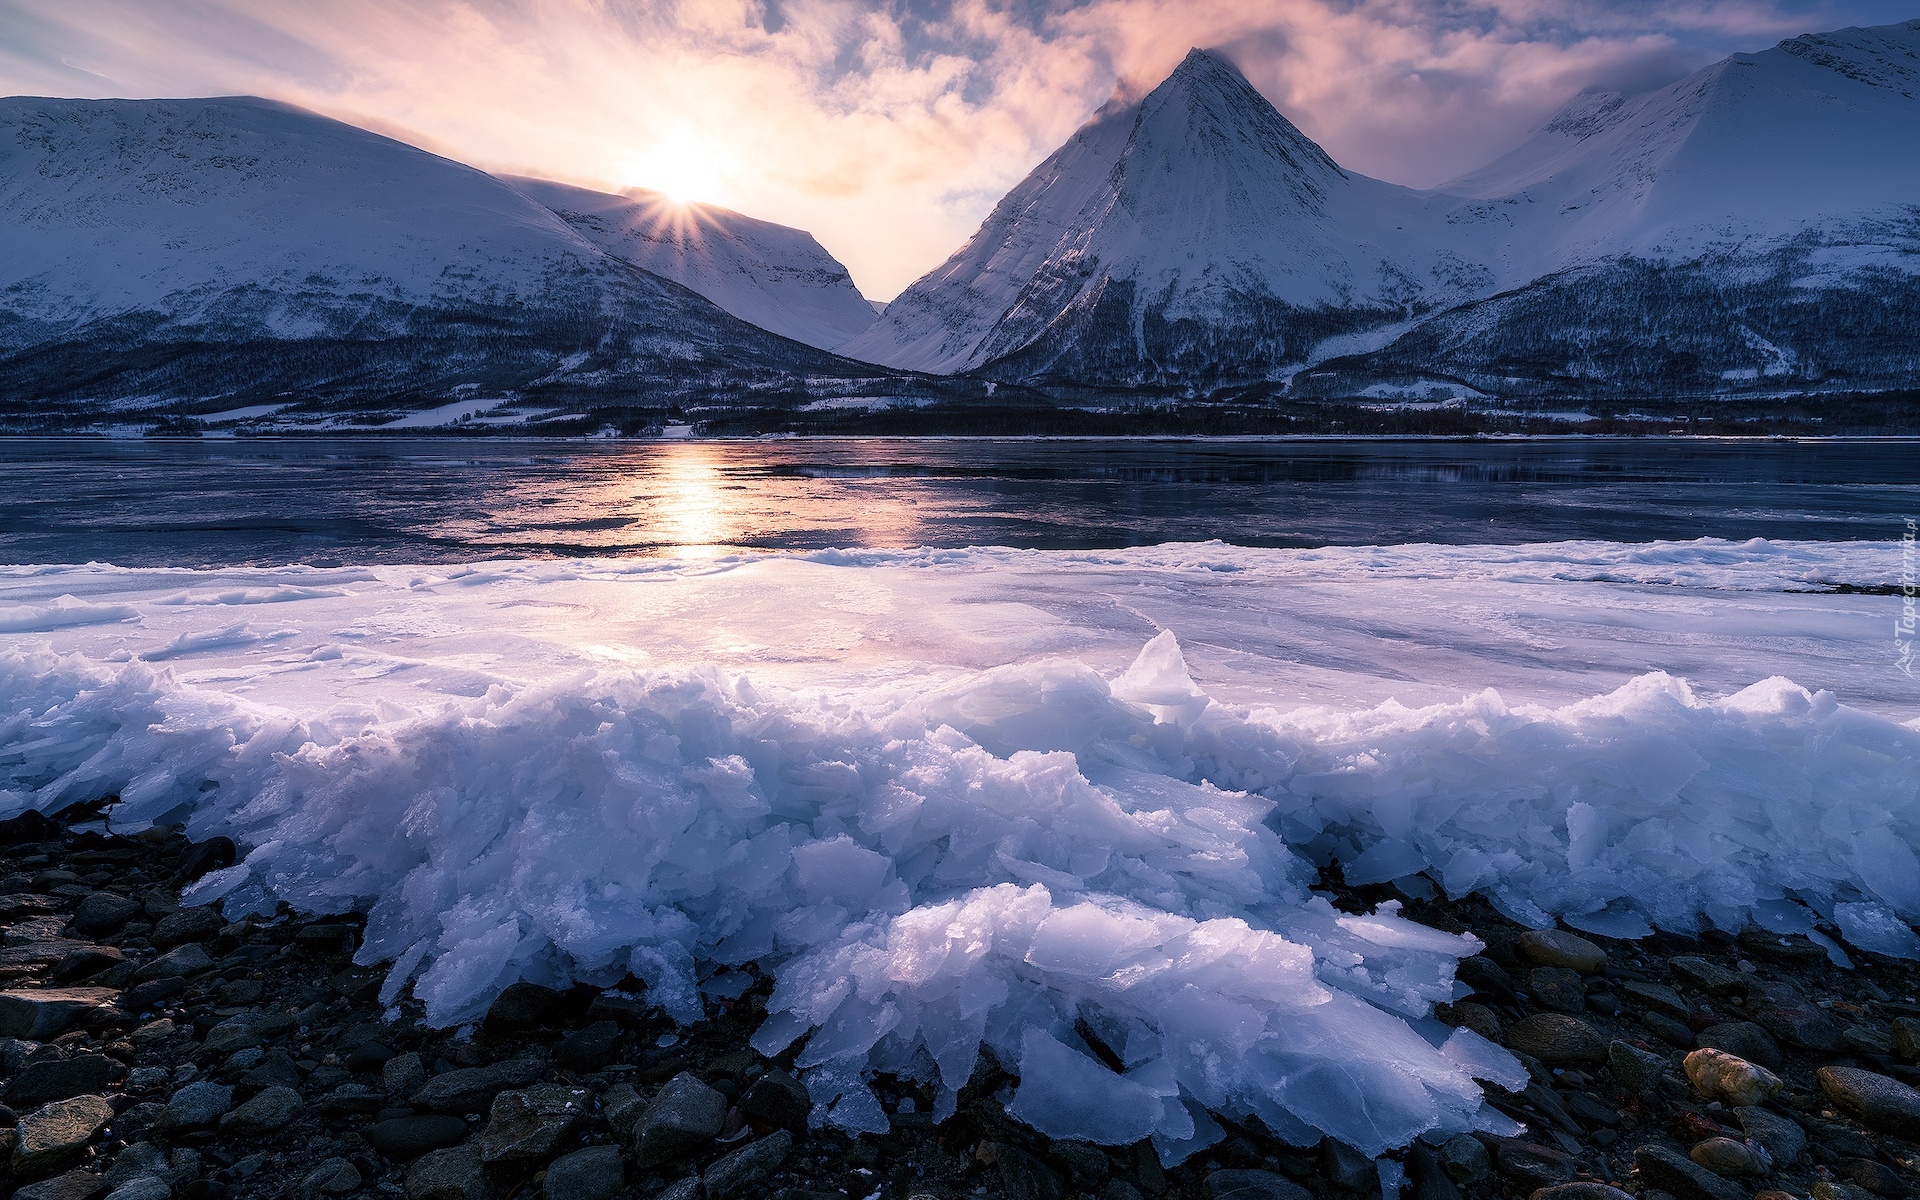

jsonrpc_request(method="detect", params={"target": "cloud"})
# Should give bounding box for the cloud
[1,0,1910,297]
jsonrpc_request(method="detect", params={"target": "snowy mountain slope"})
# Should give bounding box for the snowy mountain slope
[0,96,904,421]
[501,176,876,351]
[840,50,1496,385]
[854,23,1920,397]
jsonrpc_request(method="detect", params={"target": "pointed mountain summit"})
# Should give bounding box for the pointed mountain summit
[841,50,1477,385]
[502,176,877,350]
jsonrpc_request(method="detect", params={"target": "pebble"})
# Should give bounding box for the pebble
[476,1084,587,1163]
[1204,1168,1313,1200]
[146,906,222,950]
[218,1083,306,1134]
[1617,980,1692,1021]
[1667,957,1749,995]
[0,987,119,1040]
[156,1079,232,1128]
[1517,930,1608,973]
[383,1050,428,1097]
[1695,1020,1783,1070]
[1631,1143,1747,1200]
[1891,1015,1920,1061]
[738,1065,811,1131]
[4,1053,115,1108]
[1749,980,1846,1053]
[1684,1047,1783,1106]
[1491,1138,1576,1188]
[1529,966,1588,1013]
[1606,1039,1668,1093]
[1733,1104,1807,1166]
[1687,1136,1763,1177]
[301,1157,363,1197]
[1528,1185,1635,1200]
[543,1144,626,1200]
[408,1057,544,1113]
[14,1171,112,1200]
[103,1180,169,1200]
[404,1144,503,1200]
[68,892,140,935]
[1817,1065,1920,1137]
[12,1093,114,1173]
[1505,1013,1608,1065]
[703,1128,796,1200]
[103,1141,168,1185]
[1437,1132,1490,1183]
[632,1071,728,1167]
[364,1113,470,1160]
[1642,1011,1696,1048]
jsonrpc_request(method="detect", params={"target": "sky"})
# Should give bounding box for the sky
[2,0,1915,300]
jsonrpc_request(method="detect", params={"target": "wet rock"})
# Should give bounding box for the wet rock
[239,1051,303,1092]
[739,1066,810,1131]
[156,1080,232,1129]
[409,1059,544,1114]
[129,942,214,983]
[148,907,221,951]
[1631,1144,1747,1200]
[1891,1016,1920,1061]
[0,988,120,1040]
[1687,1137,1762,1177]
[218,1084,304,1134]
[1203,1168,1311,1200]
[1811,1183,1881,1200]
[601,1083,643,1140]
[704,1128,795,1200]
[1437,1132,1490,1183]
[1750,981,1846,1053]
[1436,1000,1502,1041]
[384,1051,427,1097]
[477,1084,588,1164]
[365,1114,470,1160]
[1517,930,1607,974]
[1695,1020,1782,1070]
[1529,967,1588,1013]
[1529,1186,1635,1200]
[1667,957,1748,995]
[14,1171,111,1200]
[1841,1157,1905,1196]
[104,1141,168,1185]
[554,1020,620,1072]
[13,1093,115,1173]
[198,1017,260,1057]
[1684,1048,1782,1106]
[1505,1014,1608,1065]
[1733,1105,1807,1166]
[652,1179,701,1200]
[544,1144,625,1200]
[301,1157,362,1196]
[1817,1065,1920,1136]
[320,1082,386,1115]
[1617,981,1691,1022]
[1491,1139,1576,1189]
[70,893,140,936]
[633,1071,728,1167]
[1607,1040,1668,1093]
[5,1053,115,1108]
[103,1181,169,1200]
[1642,1012,1696,1048]
[404,1145,503,1200]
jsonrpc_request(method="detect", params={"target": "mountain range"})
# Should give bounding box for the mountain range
[1,18,1917,429]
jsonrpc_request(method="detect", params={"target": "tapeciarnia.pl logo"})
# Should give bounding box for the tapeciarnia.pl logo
[1899,517,1916,677]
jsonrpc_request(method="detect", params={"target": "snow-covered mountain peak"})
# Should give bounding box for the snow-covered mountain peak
[501,175,876,350]
[1775,19,1920,94]
[1137,48,1346,203]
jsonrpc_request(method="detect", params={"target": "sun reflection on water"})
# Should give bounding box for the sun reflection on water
[650,444,741,554]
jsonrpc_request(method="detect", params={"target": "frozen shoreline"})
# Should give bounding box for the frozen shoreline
[3,539,1916,1157]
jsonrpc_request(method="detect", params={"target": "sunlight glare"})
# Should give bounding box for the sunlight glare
[652,444,739,555]
[624,127,729,206]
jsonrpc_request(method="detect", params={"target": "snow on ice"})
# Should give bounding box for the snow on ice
[2,539,1916,1159]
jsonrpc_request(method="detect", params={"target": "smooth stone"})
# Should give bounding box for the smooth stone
[383,1051,428,1098]
[1734,1105,1807,1166]
[129,943,214,984]
[1437,1132,1490,1183]
[1749,981,1846,1053]
[1490,1139,1576,1189]
[1891,1015,1920,1061]
[476,1084,588,1163]
[50,946,124,985]
[1667,957,1749,995]
[14,1170,111,1200]
[365,1114,470,1160]
[1607,1040,1668,1093]
[409,1058,544,1114]
[1811,1184,1879,1200]
[104,1142,169,1185]
[1631,1144,1747,1200]
[0,988,120,1040]
[13,1094,115,1173]
[632,1072,728,1167]
[543,1145,625,1200]
[156,1080,232,1129]
[652,1180,701,1200]
[302,1158,363,1196]
[1517,930,1607,973]
[5,1053,115,1108]
[1505,1014,1608,1065]
[1817,1065,1920,1137]
[147,907,222,951]
[703,1129,795,1200]
[1688,1137,1762,1177]
[1204,1168,1312,1200]
[239,1051,304,1092]
[1685,1047,1782,1106]
[69,893,141,936]
[198,1016,261,1057]
[219,1084,304,1134]
[738,1066,809,1131]
[1696,1020,1782,1070]
[1529,967,1588,1013]
[601,1083,643,1140]
[404,1145,503,1200]
[103,1181,169,1200]
[1529,1186,1635,1200]
[1617,981,1691,1022]
[1842,1157,1905,1196]
[1642,1011,1696,1048]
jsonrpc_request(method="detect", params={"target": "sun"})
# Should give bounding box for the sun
[625,128,729,206]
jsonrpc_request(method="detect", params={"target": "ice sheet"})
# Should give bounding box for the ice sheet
[2,539,1915,1158]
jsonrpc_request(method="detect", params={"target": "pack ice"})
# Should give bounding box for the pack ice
[3,546,1918,1162]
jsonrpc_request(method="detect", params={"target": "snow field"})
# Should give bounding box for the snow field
[2,540,1916,1159]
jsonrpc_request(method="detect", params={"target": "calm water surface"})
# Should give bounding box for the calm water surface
[3,437,1915,567]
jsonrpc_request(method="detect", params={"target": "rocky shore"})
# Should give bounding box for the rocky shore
[0,807,1916,1200]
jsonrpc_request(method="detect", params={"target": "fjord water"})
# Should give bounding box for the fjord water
[2,437,1913,566]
